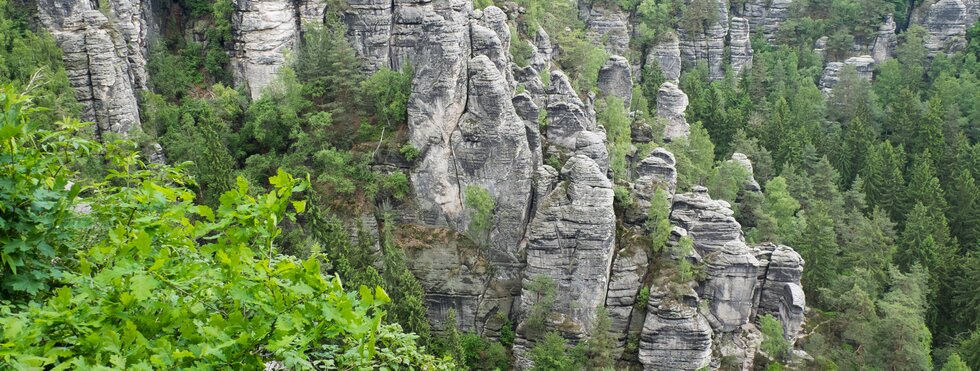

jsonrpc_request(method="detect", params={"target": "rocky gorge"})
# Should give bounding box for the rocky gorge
[26,0,980,369]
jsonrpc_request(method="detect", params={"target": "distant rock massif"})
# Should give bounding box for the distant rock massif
[35,0,975,368]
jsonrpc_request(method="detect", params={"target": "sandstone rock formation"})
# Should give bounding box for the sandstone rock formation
[648,33,682,82]
[657,82,691,142]
[819,55,875,94]
[729,17,754,75]
[231,0,300,98]
[917,0,980,56]
[580,1,631,55]
[639,288,713,370]
[37,0,146,136]
[679,0,729,80]
[518,155,616,338]
[736,0,792,43]
[872,14,898,63]
[597,55,633,107]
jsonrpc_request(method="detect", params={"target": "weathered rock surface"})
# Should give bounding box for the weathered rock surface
[605,243,650,341]
[872,14,898,63]
[472,7,515,88]
[37,0,146,136]
[597,55,633,107]
[729,17,754,76]
[671,187,745,255]
[657,82,690,142]
[701,241,765,332]
[232,0,300,98]
[917,0,980,56]
[518,155,616,338]
[736,0,792,43]
[531,26,553,73]
[343,0,395,72]
[638,288,713,370]
[754,243,807,341]
[545,70,599,150]
[581,2,631,55]
[626,148,678,225]
[731,152,762,192]
[819,55,875,94]
[679,0,729,80]
[648,33,682,82]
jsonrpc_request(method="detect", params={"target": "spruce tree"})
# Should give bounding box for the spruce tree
[906,151,949,215]
[946,170,980,247]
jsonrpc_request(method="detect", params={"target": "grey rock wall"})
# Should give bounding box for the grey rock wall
[37,0,146,136]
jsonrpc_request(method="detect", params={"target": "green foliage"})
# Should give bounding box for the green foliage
[525,275,557,337]
[759,314,790,360]
[555,30,610,94]
[647,188,672,254]
[360,64,413,127]
[667,121,715,190]
[459,332,510,370]
[0,2,78,126]
[613,185,634,210]
[598,97,632,180]
[464,185,496,245]
[379,216,432,344]
[0,88,450,369]
[473,0,495,9]
[295,21,364,123]
[510,28,534,68]
[942,353,971,371]
[529,332,579,371]
[0,90,95,297]
[759,176,804,244]
[400,143,421,162]
[582,306,616,370]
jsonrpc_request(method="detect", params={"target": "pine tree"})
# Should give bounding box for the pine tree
[798,201,840,303]
[841,207,897,291]
[584,306,616,370]
[761,177,804,244]
[870,267,934,371]
[946,169,980,247]
[906,151,949,215]
[861,141,906,222]
[897,203,952,272]
[941,353,971,371]
[839,116,877,187]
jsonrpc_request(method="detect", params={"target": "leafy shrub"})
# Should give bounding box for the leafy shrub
[525,275,557,336]
[647,188,672,254]
[473,0,495,10]
[614,185,634,210]
[360,64,413,127]
[760,314,791,361]
[400,143,421,162]
[598,97,632,180]
[0,88,451,369]
[529,332,580,371]
[461,333,510,370]
[464,185,496,245]
[510,28,534,68]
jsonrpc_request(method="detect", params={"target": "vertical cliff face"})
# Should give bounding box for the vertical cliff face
[231,0,300,98]
[915,0,980,56]
[36,0,147,136]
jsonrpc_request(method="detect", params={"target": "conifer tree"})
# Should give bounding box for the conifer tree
[946,170,980,247]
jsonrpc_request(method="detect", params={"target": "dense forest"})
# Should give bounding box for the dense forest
[1,0,980,369]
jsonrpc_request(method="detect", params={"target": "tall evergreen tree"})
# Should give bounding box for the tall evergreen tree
[870,267,934,371]
[946,169,980,247]
[906,151,949,215]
